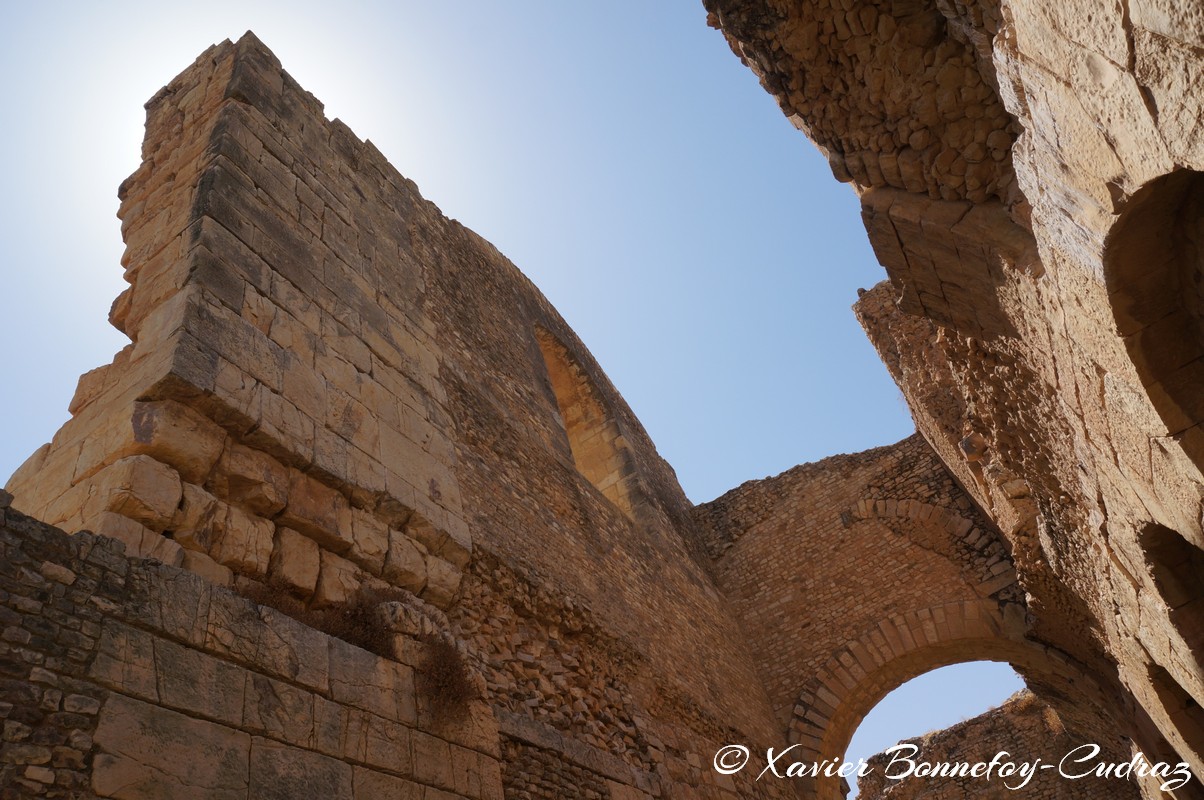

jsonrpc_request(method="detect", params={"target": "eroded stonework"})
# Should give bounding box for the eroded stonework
[706,0,1204,798]
[2,2,1204,797]
[857,691,1143,800]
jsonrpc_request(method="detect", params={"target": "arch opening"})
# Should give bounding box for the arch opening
[844,661,1024,798]
[1104,170,1204,470]
[785,600,1097,800]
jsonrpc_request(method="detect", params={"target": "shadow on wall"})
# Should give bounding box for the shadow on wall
[1105,170,1204,472]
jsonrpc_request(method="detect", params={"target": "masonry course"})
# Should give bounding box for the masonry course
[3,2,1204,798]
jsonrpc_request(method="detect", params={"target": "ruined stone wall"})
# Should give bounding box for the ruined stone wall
[6,4,1201,797]
[694,434,1112,798]
[706,0,1204,796]
[697,434,1018,719]
[0,499,501,800]
[3,33,797,800]
[857,691,1142,800]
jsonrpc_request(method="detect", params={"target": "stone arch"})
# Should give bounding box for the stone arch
[849,497,1020,599]
[1104,170,1204,471]
[787,599,1091,800]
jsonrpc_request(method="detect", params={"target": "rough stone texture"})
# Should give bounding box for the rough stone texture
[3,33,793,800]
[707,0,1204,798]
[0,504,502,800]
[857,691,1142,800]
[4,7,1204,799]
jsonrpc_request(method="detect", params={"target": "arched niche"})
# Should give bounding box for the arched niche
[1104,170,1204,471]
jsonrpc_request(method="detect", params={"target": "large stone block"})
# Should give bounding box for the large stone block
[248,737,353,800]
[92,694,250,800]
[278,470,353,553]
[210,502,274,577]
[129,399,227,484]
[87,455,183,532]
[313,549,365,608]
[209,441,289,516]
[383,530,427,594]
[87,511,183,567]
[270,525,321,596]
[423,555,462,609]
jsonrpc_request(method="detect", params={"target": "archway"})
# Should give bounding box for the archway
[786,599,1094,800]
[844,661,1023,797]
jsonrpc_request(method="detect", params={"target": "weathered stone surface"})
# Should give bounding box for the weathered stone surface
[90,510,184,566]
[129,399,227,484]
[6,16,1204,800]
[209,441,289,516]
[210,502,274,577]
[383,529,427,594]
[181,547,234,586]
[248,737,353,800]
[313,549,365,608]
[88,454,183,531]
[92,694,250,800]
[269,525,320,595]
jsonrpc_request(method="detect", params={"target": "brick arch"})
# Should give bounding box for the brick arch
[787,599,1089,800]
[849,497,1020,600]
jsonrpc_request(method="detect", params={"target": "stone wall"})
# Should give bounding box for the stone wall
[857,691,1143,800]
[0,497,501,800]
[706,0,1204,797]
[2,32,797,800]
[694,434,1121,798]
[4,5,1202,798]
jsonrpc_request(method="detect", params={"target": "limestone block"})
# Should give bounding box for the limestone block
[129,399,226,484]
[328,636,417,724]
[210,503,274,577]
[422,555,462,609]
[170,483,224,553]
[362,713,414,774]
[92,694,250,800]
[314,549,364,608]
[383,530,427,594]
[250,606,332,694]
[181,548,233,587]
[349,507,388,575]
[88,511,183,567]
[351,767,423,800]
[278,470,353,553]
[209,442,288,516]
[87,455,183,532]
[407,511,470,570]
[248,737,353,800]
[242,673,315,748]
[1131,0,1204,48]
[270,526,320,596]
[153,635,246,727]
[411,731,454,791]
[89,621,158,701]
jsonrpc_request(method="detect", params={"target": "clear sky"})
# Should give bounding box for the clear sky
[0,0,1021,775]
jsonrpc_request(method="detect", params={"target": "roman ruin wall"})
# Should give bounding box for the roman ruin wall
[2,33,797,800]
[706,0,1204,797]
[857,691,1142,800]
[4,0,1204,796]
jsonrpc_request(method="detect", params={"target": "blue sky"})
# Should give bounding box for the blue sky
[0,0,1022,776]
